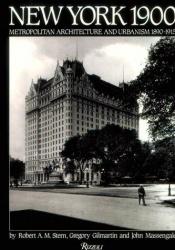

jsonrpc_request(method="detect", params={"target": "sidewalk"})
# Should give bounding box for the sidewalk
[10,190,175,230]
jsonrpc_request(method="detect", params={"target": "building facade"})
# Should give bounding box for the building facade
[25,59,139,184]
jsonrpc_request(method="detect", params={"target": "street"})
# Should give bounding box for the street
[18,183,175,200]
[10,184,175,230]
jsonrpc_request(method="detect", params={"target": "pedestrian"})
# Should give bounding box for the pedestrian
[138,184,146,205]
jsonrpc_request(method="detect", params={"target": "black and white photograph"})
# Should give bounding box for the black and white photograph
[9,36,175,233]
[2,0,175,245]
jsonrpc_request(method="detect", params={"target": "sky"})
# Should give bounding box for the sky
[10,36,160,161]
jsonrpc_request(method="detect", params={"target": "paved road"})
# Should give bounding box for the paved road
[10,189,175,230]
[17,184,175,201]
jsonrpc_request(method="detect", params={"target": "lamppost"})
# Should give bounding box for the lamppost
[66,158,72,184]
[84,165,90,188]
[104,146,108,166]
[167,160,172,196]
[102,146,109,185]
[167,149,174,196]
[100,168,105,185]
[168,183,171,196]
[104,146,108,156]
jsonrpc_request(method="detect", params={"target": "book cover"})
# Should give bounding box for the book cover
[2,0,175,246]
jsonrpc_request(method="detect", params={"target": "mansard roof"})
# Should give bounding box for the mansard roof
[61,59,85,78]
[30,60,131,99]
[60,60,128,97]
[47,77,54,85]
[33,84,39,92]
[38,78,52,90]
[88,74,123,97]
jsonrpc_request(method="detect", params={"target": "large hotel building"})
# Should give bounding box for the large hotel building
[25,59,139,184]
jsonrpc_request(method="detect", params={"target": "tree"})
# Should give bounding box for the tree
[10,157,25,186]
[134,37,175,140]
[155,137,175,181]
[61,132,99,184]
[61,124,147,185]
[43,165,52,182]
[133,142,151,180]
[95,125,144,182]
[142,137,175,182]
[61,135,81,180]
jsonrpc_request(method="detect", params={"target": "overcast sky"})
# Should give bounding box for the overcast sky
[10,36,159,161]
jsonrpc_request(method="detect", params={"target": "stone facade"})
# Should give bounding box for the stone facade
[25,59,139,184]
